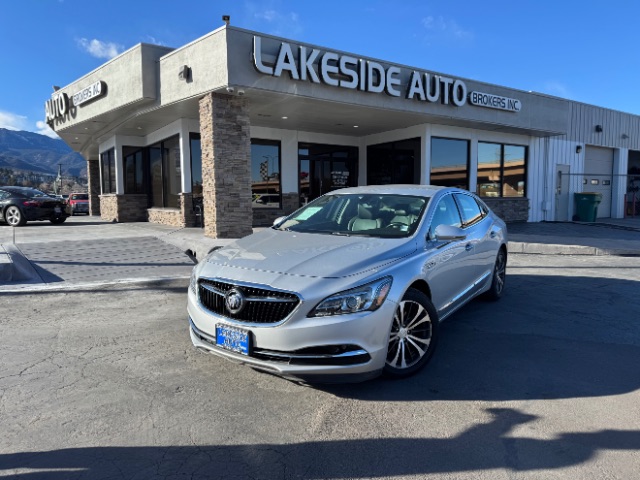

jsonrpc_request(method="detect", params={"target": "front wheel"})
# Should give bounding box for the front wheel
[484,248,507,301]
[5,206,26,226]
[383,288,439,379]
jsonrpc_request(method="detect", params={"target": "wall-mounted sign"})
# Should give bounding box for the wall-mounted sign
[45,93,69,123]
[469,91,521,112]
[252,36,521,112]
[72,80,105,107]
[44,80,107,125]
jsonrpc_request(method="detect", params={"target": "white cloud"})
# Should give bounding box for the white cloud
[421,15,473,41]
[0,110,61,139]
[246,2,302,37]
[0,110,28,131]
[35,121,60,139]
[543,81,571,99]
[76,38,124,59]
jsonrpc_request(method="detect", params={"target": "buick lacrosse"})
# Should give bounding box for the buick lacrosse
[187,185,507,382]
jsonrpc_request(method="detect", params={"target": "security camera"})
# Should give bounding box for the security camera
[226,86,235,94]
[222,15,230,25]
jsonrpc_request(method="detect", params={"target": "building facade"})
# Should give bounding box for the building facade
[46,25,640,237]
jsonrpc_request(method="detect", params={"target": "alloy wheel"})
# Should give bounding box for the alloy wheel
[6,206,22,226]
[386,299,433,370]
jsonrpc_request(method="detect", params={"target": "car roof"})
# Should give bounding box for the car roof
[330,184,453,197]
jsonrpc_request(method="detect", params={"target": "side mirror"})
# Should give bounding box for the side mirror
[434,224,467,241]
[272,216,287,227]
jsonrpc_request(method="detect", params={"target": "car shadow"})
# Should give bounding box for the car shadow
[319,273,640,402]
[1,408,638,478]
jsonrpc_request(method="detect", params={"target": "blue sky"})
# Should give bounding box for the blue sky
[2,0,640,139]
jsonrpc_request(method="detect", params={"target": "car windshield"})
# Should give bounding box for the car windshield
[8,188,51,199]
[275,193,430,238]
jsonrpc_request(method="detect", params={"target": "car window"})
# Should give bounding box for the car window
[0,190,9,200]
[429,195,462,239]
[277,193,429,238]
[454,194,483,226]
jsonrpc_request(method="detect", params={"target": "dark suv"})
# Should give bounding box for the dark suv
[0,186,69,226]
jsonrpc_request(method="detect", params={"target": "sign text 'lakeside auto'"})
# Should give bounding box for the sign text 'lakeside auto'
[253,36,521,113]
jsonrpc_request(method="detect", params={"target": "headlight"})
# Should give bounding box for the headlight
[189,267,198,295]
[309,277,393,317]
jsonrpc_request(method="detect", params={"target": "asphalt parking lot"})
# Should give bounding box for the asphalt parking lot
[1,250,639,479]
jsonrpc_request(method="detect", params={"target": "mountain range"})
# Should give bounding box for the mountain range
[0,128,87,177]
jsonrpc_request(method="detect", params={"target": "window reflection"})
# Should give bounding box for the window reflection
[430,138,469,189]
[252,140,281,208]
[478,142,526,198]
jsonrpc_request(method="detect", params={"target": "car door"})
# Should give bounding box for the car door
[453,193,494,295]
[425,193,476,318]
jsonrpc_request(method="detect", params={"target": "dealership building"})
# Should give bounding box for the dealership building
[46,23,640,238]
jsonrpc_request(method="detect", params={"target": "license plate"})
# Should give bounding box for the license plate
[54,207,61,213]
[216,324,250,355]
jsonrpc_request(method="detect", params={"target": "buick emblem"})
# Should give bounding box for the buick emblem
[225,288,245,314]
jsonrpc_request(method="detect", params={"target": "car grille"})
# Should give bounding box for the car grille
[198,279,300,324]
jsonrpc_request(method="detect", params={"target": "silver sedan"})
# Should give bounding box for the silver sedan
[187,185,507,382]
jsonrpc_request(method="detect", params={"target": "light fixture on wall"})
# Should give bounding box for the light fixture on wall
[576,145,582,154]
[178,65,191,81]
[222,15,230,26]
[622,133,629,139]
[595,125,603,133]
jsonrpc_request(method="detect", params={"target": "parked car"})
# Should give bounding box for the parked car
[0,186,69,226]
[68,192,89,215]
[187,185,507,383]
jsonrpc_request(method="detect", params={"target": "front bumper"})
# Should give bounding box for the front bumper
[187,288,393,383]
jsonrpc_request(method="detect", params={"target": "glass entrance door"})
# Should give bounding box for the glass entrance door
[299,144,358,205]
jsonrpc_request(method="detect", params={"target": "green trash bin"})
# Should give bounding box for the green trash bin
[574,192,602,222]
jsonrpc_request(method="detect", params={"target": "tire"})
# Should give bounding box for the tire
[5,205,26,227]
[484,248,507,301]
[50,217,67,224]
[383,288,439,379]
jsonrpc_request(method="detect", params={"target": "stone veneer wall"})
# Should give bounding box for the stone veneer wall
[252,193,299,226]
[483,197,530,223]
[87,159,101,216]
[199,93,253,239]
[147,208,183,227]
[147,193,199,228]
[99,194,148,222]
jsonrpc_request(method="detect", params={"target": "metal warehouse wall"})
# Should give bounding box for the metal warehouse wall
[567,103,640,149]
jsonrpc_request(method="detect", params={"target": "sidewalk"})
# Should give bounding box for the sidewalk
[1,216,639,290]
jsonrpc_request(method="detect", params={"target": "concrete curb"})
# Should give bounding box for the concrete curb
[508,241,640,256]
[0,244,43,285]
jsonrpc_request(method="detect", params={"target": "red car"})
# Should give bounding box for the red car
[68,193,89,215]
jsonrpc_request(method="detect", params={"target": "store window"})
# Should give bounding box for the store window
[299,143,358,205]
[123,147,146,194]
[430,137,469,189]
[148,135,181,208]
[477,142,527,197]
[367,138,420,186]
[251,140,281,208]
[100,148,116,194]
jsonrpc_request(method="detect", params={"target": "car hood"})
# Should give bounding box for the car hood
[203,229,417,280]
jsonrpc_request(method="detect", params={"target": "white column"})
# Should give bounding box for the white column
[179,120,192,194]
[423,124,432,184]
[114,136,124,195]
[468,131,478,194]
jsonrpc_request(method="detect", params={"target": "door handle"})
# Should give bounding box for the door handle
[465,243,473,251]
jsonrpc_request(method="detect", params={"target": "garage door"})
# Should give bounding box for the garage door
[584,146,613,218]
